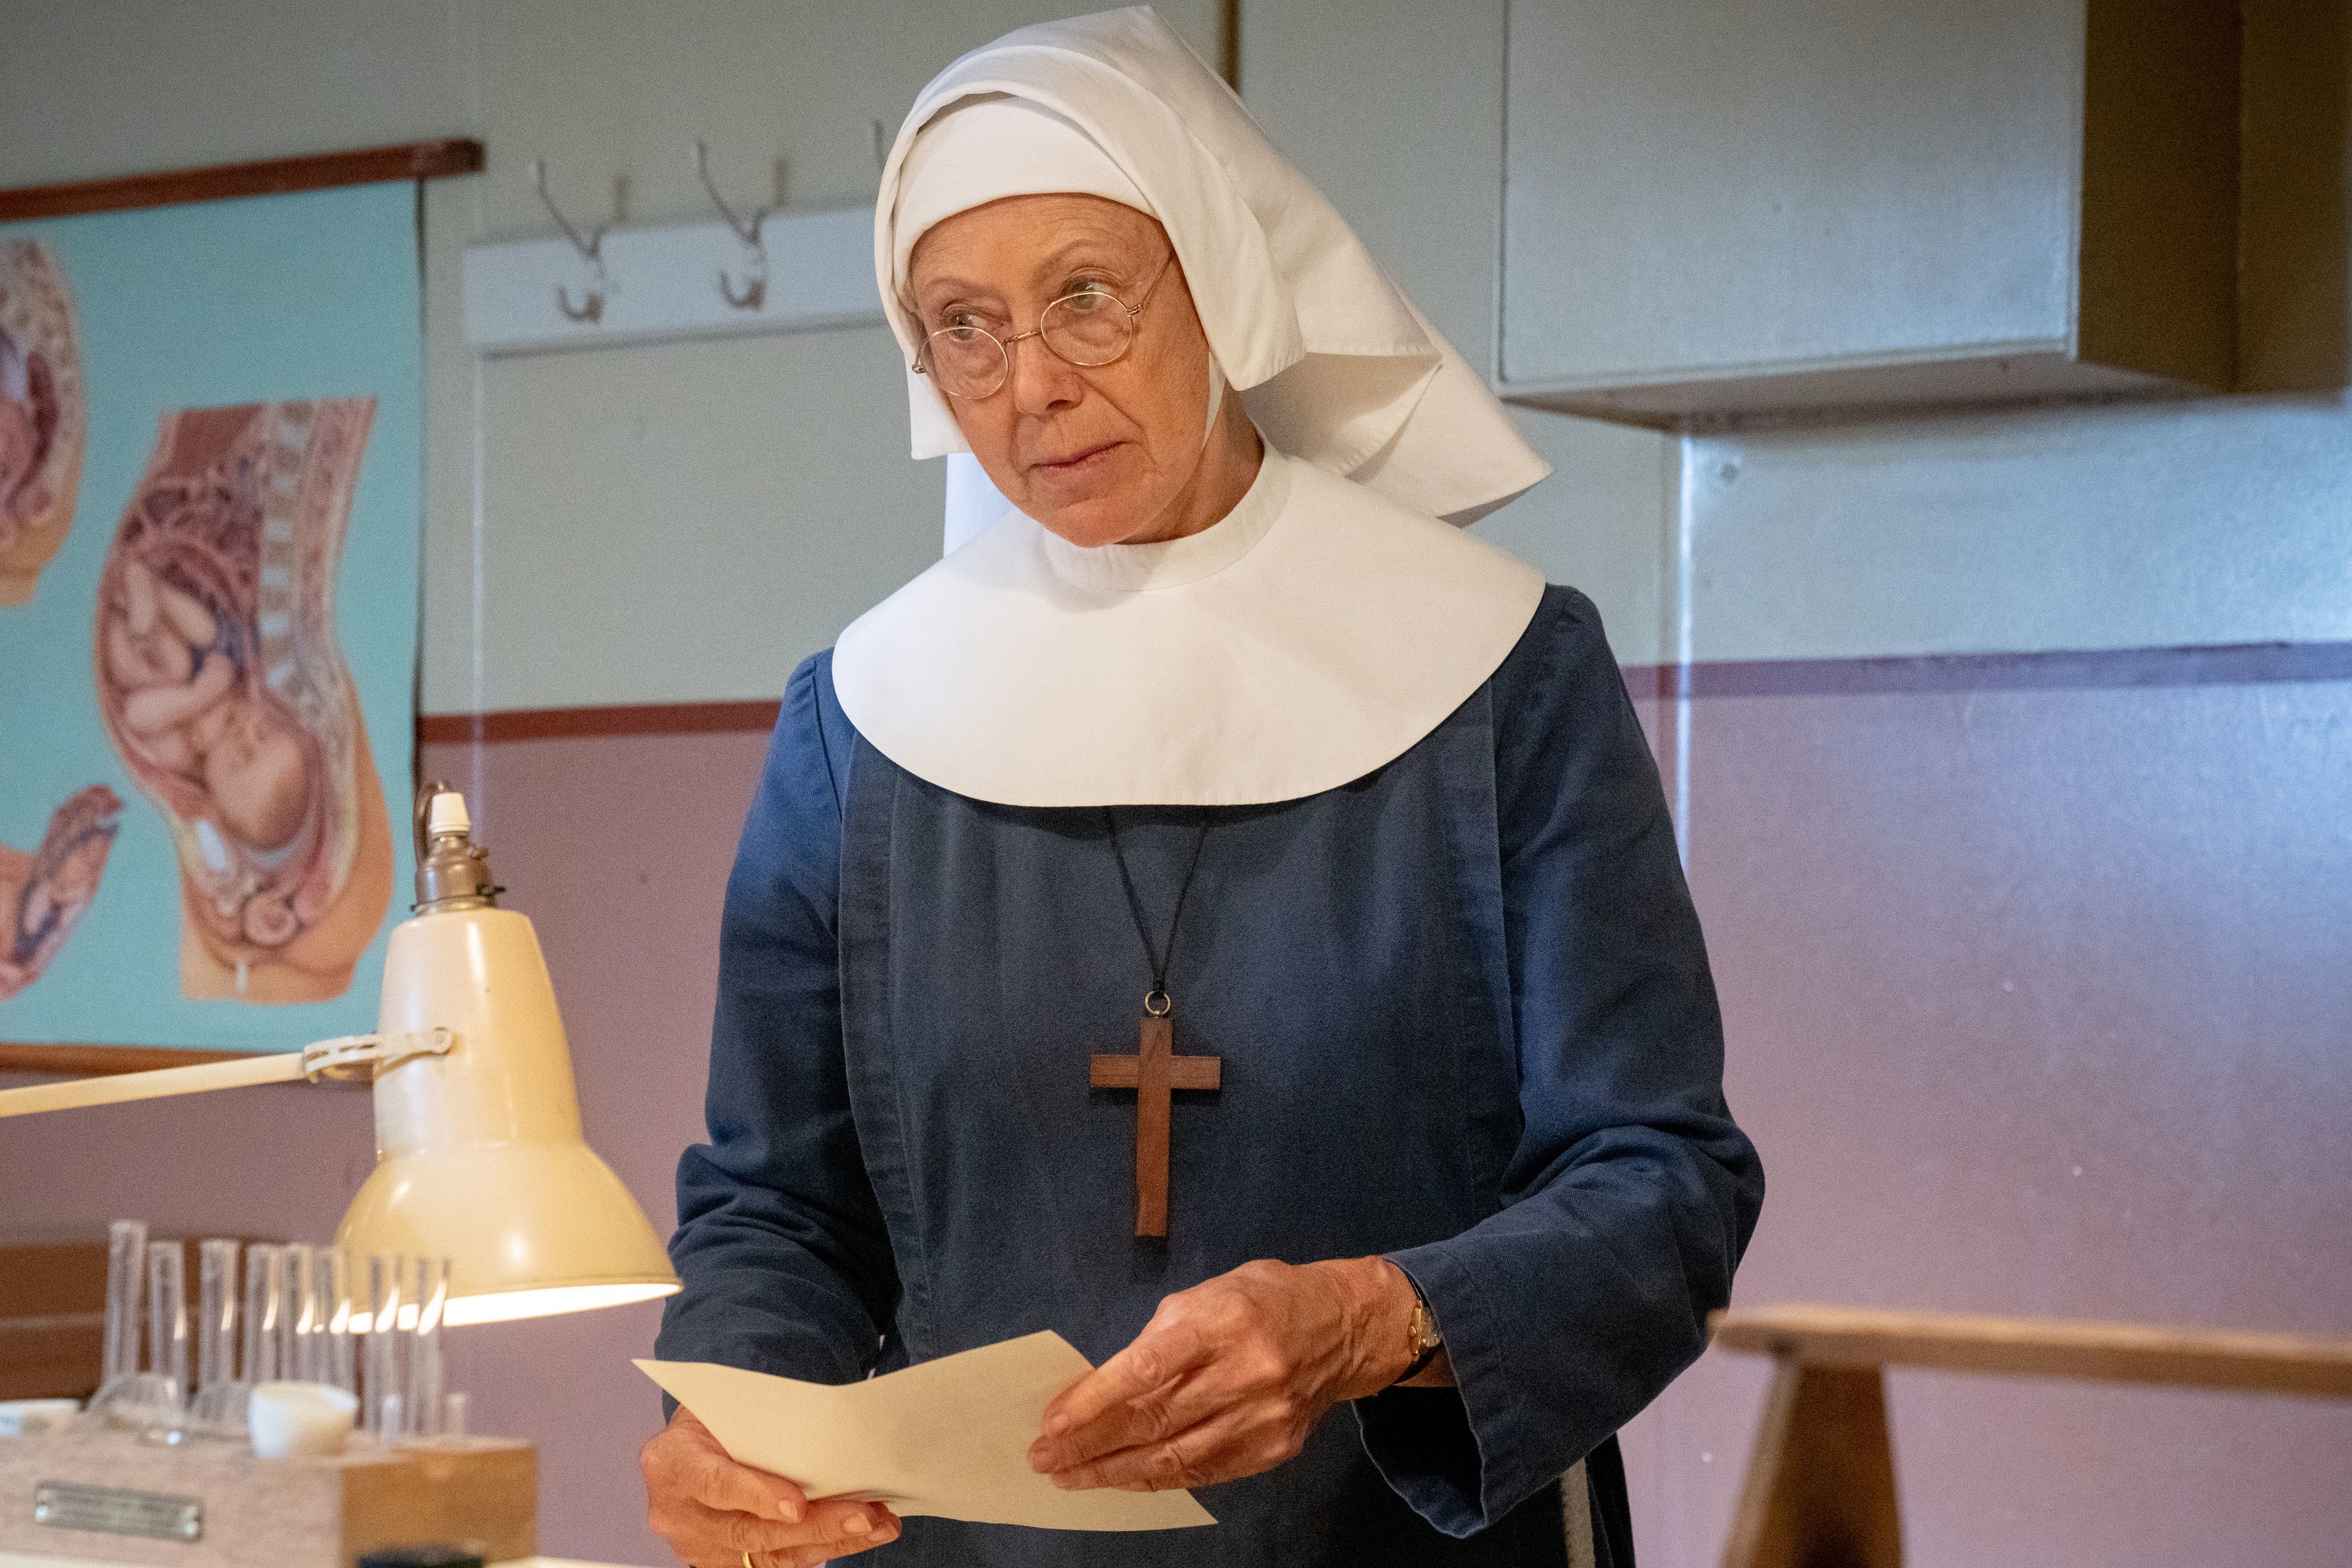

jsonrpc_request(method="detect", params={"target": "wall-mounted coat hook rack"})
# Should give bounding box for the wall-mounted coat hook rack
[530,158,609,323]
[465,196,878,357]
[692,140,772,311]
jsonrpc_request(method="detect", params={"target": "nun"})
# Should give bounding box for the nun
[645,9,1763,1566]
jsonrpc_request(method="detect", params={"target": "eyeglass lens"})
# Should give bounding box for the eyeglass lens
[925,288,1139,399]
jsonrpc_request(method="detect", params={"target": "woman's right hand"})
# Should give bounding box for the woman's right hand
[642,1408,902,1567]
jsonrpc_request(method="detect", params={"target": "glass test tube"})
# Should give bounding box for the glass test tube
[324,1250,357,1396]
[275,1241,308,1382]
[364,1253,405,1437]
[102,1220,148,1386]
[144,1241,187,1406]
[196,1239,240,1394]
[406,1257,449,1440]
[283,1244,320,1381]
[240,1244,282,1384]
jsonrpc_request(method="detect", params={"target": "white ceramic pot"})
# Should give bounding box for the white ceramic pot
[248,1381,358,1458]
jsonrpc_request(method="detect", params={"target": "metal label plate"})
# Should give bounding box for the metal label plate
[33,1480,203,1541]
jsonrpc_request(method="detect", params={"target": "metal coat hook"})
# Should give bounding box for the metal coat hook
[531,159,609,324]
[692,140,770,311]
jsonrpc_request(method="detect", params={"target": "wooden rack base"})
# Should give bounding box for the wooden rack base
[0,1427,533,1568]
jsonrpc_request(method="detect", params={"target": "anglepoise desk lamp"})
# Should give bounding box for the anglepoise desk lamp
[0,783,680,1328]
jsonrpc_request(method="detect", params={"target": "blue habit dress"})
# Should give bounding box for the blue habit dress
[657,585,1765,1566]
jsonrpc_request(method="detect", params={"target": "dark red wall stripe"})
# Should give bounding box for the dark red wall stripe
[416,700,782,744]
[414,641,2352,746]
[1622,639,2352,701]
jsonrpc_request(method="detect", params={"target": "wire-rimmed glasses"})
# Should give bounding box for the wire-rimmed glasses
[914,252,1176,400]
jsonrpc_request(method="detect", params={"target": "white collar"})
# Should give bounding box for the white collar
[831,451,1544,808]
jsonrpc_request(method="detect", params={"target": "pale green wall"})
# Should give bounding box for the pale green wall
[1684,395,2352,662]
[473,325,936,707]
[0,2,479,186]
[7,0,2344,700]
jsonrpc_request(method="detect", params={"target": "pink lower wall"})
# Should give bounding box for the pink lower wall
[1623,652,2352,1568]
[7,650,2349,1567]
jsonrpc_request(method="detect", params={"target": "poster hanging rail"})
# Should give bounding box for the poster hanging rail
[0,140,485,224]
[0,1042,248,1078]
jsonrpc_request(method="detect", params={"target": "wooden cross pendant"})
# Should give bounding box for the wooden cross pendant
[1089,1012,1221,1237]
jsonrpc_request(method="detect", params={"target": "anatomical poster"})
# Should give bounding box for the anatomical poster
[0,181,419,1052]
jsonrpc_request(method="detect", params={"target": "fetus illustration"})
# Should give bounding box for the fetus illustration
[0,241,86,606]
[0,785,122,1001]
[94,399,393,1003]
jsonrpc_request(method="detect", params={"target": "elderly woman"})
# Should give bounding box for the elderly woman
[643,10,1762,1567]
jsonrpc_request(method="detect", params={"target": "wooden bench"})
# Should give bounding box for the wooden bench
[0,1239,107,1403]
[0,1236,268,1403]
[1710,1304,2352,1568]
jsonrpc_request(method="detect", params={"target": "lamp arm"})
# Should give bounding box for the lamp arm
[0,1028,456,1119]
[0,1049,307,1118]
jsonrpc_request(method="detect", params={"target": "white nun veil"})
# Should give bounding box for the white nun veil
[874,5,1551,546]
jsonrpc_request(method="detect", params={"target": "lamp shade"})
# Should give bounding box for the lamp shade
[335,901,680,1326]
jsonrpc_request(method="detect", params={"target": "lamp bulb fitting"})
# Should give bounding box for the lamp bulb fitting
[426,791,471,840]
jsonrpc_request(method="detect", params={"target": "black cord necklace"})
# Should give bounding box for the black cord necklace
[1101,807,1212,1018]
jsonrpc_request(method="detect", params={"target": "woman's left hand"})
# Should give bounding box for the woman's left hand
[1027,1256,1436,1493]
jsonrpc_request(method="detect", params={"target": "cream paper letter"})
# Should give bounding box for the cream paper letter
[637,1331,1214,1532]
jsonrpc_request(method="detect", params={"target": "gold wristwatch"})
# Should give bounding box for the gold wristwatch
[1397,1276,1444,1383]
